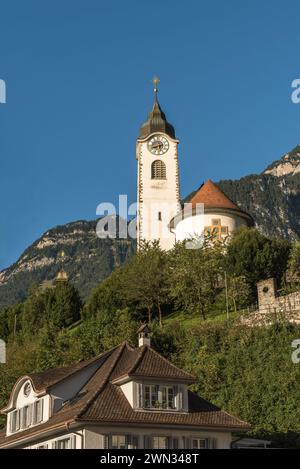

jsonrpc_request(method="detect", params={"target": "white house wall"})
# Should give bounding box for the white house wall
[84,425,233,449]
[50,361,101,413]
[23,431,84,449]
[7,381,50,436]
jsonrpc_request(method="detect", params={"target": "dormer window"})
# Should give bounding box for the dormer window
[139,384,177,410]
[9,398,44,433]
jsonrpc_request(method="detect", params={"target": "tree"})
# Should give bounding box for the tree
[226,227,291,296]
[45,282,82,329]
[227,275,251,313]
[123,241,169,325]
[85,265,129,318]
[168,241,223,320]
[287,242,300,281]
[74,308,139,357]
[21,289,47,336]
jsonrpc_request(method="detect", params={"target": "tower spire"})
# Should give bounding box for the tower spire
[152,75,160,101]
[139,76,175,139]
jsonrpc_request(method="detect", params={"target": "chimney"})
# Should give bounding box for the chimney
[138,324,151,348]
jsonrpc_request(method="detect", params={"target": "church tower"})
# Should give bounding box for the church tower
[136,78,180,251]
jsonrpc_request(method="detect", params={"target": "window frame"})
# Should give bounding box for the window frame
[52,436,76,450]
[9,398,44,434]
[152,435,169,449]
[110,434,138,449]
[142,384,177,410]
[151,160,167,180]
[191,438,208,449]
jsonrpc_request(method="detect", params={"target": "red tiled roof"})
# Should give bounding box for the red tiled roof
[190,180,240,210]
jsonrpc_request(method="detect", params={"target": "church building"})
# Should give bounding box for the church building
[136,79,253,249]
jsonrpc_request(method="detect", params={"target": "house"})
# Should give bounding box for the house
[0,326,249,449]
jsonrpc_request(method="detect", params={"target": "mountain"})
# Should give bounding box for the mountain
[217,144,300,240]
[2,145,300,309]
[0,219,136,308]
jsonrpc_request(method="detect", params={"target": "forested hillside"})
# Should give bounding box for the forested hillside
[2,145,300,308]
[0,219,135,308]
[1,229,300,447]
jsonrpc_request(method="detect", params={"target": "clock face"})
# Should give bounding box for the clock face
[147,135,169,155]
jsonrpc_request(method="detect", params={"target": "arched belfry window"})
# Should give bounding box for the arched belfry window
[151,160,166,180]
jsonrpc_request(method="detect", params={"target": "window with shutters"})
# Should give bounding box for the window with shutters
[151,160,166,180]
[22,406,29,429]
[9,398,44,433]
[111,435,138,449]
[142,385,177,410]
[53,438,72,449]
[191,438,209,449]
[33,399,43,425]
[152,436,169,449]
[10,409,19,433]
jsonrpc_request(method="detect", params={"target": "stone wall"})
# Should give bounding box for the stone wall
[248,278,300,325]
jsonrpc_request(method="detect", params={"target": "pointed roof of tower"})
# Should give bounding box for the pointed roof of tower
[56,268,68,283]
[139,77,175,139]
[189,180,240,210]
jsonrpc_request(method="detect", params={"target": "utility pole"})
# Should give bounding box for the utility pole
[224,270,229,322]
[14,313,17,340]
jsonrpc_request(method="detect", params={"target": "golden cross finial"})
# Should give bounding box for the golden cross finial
[152,75,160,93]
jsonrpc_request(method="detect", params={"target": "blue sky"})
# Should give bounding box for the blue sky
[1,0,300,269]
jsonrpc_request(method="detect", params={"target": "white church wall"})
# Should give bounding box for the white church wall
[137,134,180,251]
[174,212,247,243]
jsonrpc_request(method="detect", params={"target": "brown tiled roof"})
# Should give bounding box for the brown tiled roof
[28,355,101,392]
[132,346,195,381]
[80,383,249,430]
[111,345,195,383]
[190,180,240,210]
[0,342,249,447]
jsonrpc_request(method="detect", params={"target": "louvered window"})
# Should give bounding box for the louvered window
[151,160,166,180]
[9,398,44,433]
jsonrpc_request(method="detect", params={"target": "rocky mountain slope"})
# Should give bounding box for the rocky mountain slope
[1,145,300,309]
[0,220,135,308]
[218,144,300,240]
